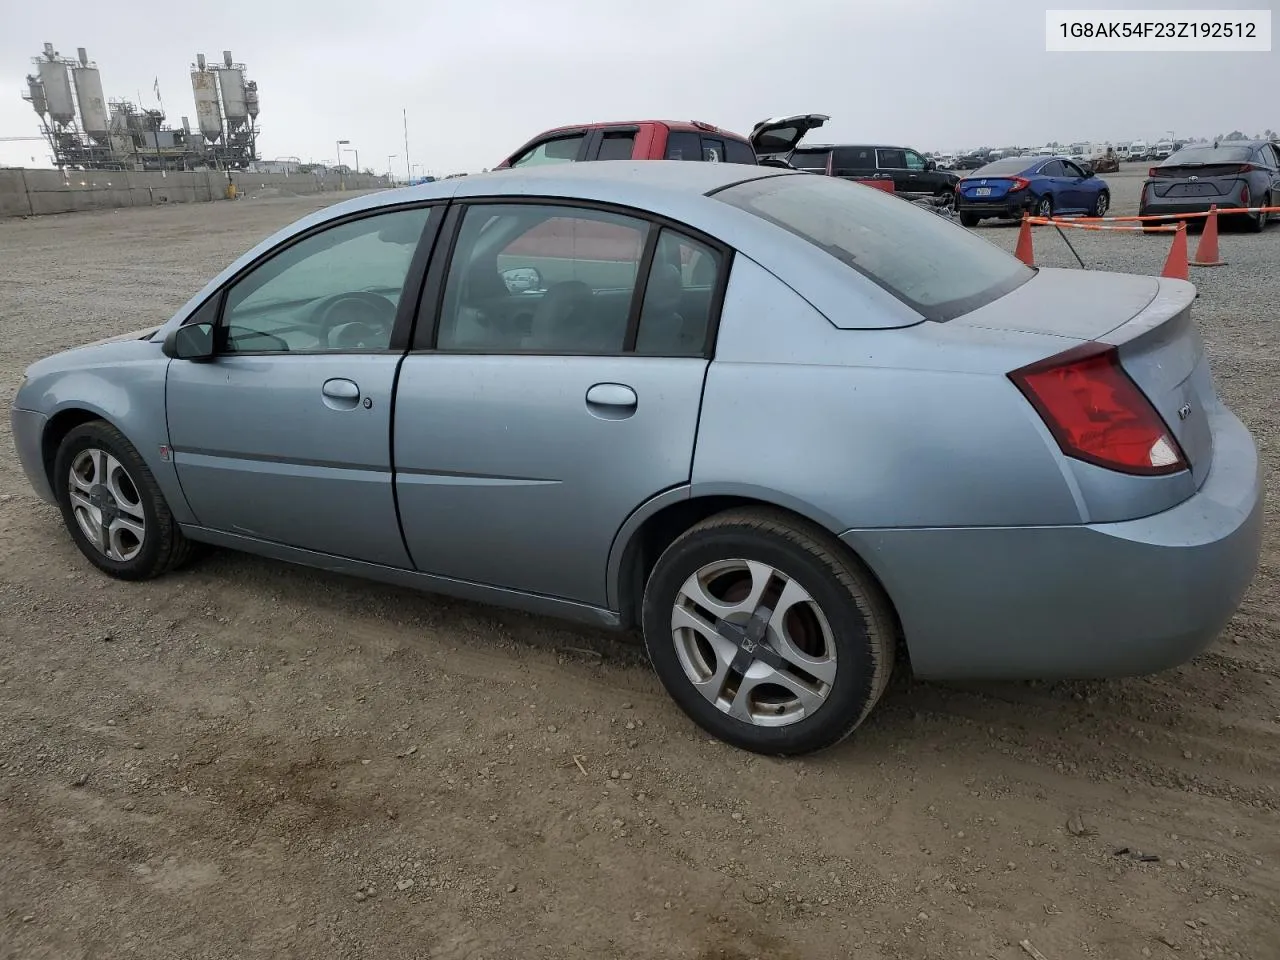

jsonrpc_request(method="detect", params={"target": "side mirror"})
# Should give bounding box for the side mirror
[924,159,936,171]
[501,266,543,294]
[162,321,216,361]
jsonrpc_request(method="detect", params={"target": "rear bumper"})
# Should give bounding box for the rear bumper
[10,406,55,504]
[841,404,1263,680]
[1141,186,1245,219]
[955,195,1034,219]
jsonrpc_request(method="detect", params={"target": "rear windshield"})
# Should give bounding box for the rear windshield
[1164,145,1254,165]
[971,157,1035,176]
[714,173,1033,322]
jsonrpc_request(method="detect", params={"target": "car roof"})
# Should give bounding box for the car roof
[528,119,748,139]
[792,143,911,152]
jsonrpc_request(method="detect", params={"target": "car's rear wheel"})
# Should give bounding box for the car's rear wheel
[1093,191,1110,217]
[959,212,980,228]
[641,508,897,756]
[1248,192,1270,232]
[1035,195,1053,219]
[53,420,199,580]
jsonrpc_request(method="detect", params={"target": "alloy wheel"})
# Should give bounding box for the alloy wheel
[670,559,836,727]
[67,448,147,562]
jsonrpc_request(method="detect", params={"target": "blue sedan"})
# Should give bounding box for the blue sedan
[956,155,1111,226]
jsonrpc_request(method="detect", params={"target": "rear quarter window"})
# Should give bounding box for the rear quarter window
[724,138,757,165]
[714,174,1033,322]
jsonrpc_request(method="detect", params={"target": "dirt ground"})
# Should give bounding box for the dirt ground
[1,177,1278,960]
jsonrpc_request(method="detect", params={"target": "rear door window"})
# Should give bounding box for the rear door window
[714,173,1032,322]
[724,138,757,165]
[876,148,907,169]
[596,132,636,161]
[1039,159,1066,177]
[832,146,876,175]
[664,131,702,161]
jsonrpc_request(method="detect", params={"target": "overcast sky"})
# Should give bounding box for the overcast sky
[2,0,1275,173]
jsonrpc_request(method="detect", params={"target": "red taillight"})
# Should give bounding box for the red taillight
[1009,343,1187,476]
[1241,183,1250,206]
[1007,177,1030,193]
[1235,163,1256,174]
[1149,166,1159,177]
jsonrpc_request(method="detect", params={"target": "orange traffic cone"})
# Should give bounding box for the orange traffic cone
[1161,222,1189,281]
[1192,206,1225,267]
[1014,214,1035,266]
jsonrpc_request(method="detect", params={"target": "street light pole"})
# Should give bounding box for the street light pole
[335,138,349,189]
[387,154,397,183]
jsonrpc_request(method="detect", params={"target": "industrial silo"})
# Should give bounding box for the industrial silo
[190,54,223,141]
[37,52,76,125]
[72,47,110,142]
[216,50,247,122]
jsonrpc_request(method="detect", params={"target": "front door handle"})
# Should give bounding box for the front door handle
[585,382,637,420]
[322,378,361,409]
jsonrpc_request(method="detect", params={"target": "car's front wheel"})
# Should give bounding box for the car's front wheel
[1093,191,1110,217]
[641,508,897,756]
[53,419,199,580]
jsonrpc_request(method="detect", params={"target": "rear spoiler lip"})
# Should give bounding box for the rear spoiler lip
[1095,277,1196,346]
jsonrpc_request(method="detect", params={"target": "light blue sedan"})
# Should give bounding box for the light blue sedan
[9,162,1263,755]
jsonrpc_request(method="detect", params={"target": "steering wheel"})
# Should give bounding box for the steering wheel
[311,292,398,349]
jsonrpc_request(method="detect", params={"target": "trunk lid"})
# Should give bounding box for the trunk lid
[1149,165,1246,199]
[749,114,830,156]
[958,177,1022,201]
[955,268,1214,485]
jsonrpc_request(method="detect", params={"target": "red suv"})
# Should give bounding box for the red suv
[496,115,831,169]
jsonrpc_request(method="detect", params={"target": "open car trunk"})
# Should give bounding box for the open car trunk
[749,114,830,157]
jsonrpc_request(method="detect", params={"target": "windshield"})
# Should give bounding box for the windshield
[1164,145,1254,165]
[714,173,1033,322]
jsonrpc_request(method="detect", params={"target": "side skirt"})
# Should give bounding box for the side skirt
[180,525,624,630]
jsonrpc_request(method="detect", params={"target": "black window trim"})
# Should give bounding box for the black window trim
[410,195,734,360]
[176,200,446,359]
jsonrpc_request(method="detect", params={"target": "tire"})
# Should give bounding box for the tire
[1093,191,1110,217]
[1247,193,1270,232]
[53,419,199,581]
[959,212,980,228]
[641,507,897,756]
[1035,195,1053,219]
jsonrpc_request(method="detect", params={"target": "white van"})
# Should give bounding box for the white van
[1127,141,1149,160]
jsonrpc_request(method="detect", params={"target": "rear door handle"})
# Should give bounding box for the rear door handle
[585,382,637,420]
[322,378,361,409]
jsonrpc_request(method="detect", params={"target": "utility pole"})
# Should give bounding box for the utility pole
[403,107,411,182]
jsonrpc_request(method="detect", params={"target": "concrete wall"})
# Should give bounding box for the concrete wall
[0,168,391,220]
